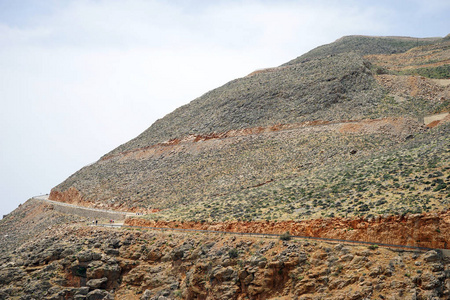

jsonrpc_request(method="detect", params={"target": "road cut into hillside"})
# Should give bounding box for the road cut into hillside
[125,210,450,250]
[98,117,424,163]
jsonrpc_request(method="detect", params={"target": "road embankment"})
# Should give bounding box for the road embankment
[125,210,450,250]
[32,197,128,221]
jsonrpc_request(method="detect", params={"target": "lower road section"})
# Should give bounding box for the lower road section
[32,195,133,223]
[32,195,450,257]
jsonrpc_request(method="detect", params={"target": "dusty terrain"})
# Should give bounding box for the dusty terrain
[49,35,450,220]
[125,210,450,250]
[1,201,449,300]
[3,34,450,299]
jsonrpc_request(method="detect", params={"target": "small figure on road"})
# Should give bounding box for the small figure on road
[95,220,98,225]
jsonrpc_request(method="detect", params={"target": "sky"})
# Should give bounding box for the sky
[0,0,449,218]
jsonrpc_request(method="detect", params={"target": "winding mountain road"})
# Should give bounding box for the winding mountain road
[32,195,135,226]
[31,195,450,256]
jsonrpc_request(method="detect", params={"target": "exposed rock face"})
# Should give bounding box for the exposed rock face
[50,186,88,206]
[1,225,449,300]
[125,210,450,249]
[374,74,450,103]
[0,199,84,254]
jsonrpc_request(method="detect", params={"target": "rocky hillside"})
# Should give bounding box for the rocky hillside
[108,35,448,155]
[0,201,449,300]
[49,35,450,222]
[109,51,382,154]
[1,33,450,300]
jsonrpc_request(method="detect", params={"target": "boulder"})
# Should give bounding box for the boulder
[74,287,90,295]
[212,266,237,282]
[420,273,440,290]
[423,250,441,263]
[77,251,94,262]
[86,289,113,300]
[86,277,108,289]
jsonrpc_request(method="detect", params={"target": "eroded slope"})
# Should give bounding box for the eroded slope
[0,222,448,300]
[107,52,381,156]
[50,34,450,221]
[50,117,435,215]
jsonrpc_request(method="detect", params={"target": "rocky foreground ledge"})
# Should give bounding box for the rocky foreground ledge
[1,197,449,299]
[1,225,449,300]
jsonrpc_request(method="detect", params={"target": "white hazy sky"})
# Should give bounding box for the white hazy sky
[1,0,449,218]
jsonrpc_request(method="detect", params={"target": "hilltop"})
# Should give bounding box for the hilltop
[106,35,446,155]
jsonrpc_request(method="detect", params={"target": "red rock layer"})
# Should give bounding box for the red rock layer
[125,210,450,249]
[49,187,84,204]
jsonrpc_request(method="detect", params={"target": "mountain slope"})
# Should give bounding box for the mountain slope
[108,52,381,156]
[2,34,450,300]
[108,35,445,156]
[49,35,450,221]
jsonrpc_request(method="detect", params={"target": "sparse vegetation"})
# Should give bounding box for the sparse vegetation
[48,35,449,224]
[399,64,450,79]
[280,231,292,241]
[228,248,239,258]
[2,33,450,300]
[368,244,379,250]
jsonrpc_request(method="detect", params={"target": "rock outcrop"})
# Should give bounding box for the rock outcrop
[126,209,450,249]
[3,34,450,299]
[1,224,449,300]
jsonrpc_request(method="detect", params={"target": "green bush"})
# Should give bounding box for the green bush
[280,231,292,241]
[228,248,239,258]
[368,244,379,250]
